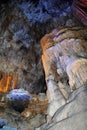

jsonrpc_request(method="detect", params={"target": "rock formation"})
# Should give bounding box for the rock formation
[21,93,48,119]
[6,89,32,112]
[0,1,87,130]
[72,0,87,26]
[0,71,18,93]
[0,0,79,95]
[36,27,87,130]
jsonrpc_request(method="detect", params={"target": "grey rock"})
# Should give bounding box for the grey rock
[37,86,87,130]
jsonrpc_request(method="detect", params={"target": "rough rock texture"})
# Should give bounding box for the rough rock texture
[36,86,87,130]
[0,0,82,94]
[0,1,47,94]
[72,0,87,26]
[21,93,48,119]
[36,27,87,130]
[0,92,48,130]
[0,0,86,130]
[0,71,18,93]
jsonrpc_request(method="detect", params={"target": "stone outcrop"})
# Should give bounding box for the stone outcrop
[36,27,87,130]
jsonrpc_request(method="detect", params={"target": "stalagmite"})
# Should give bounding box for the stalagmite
[37,27,87,130]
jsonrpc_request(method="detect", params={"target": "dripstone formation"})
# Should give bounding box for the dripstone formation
[36,27,87,130]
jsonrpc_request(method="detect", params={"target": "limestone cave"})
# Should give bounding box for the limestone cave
[0,0,87,130]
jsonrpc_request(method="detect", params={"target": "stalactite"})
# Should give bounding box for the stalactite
[0,71,18,93]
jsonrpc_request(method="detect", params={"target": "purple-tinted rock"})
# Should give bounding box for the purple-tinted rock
[6,89,32,112]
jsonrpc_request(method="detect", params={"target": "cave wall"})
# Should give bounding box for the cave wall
[0,0,75,94]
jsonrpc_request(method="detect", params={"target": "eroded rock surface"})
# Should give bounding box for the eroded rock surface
[0,0,79,94]
[0,1,86,130]
[36,27,87,130]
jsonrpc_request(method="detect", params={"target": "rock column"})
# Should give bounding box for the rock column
[40,27,87,119]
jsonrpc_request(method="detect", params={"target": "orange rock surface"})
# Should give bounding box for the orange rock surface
[0,71,18,93]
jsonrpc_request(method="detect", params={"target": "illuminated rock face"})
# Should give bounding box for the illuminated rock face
[0,71,18,93]
[36,27,87,130]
